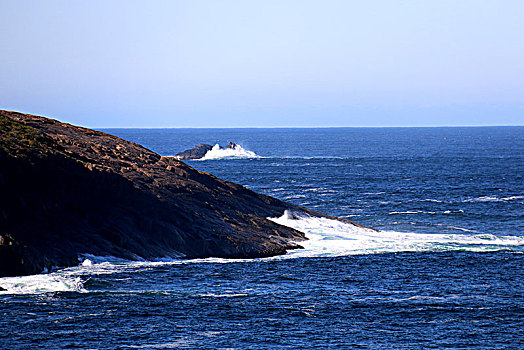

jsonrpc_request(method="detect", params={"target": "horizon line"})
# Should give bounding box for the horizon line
[96,124,524,129]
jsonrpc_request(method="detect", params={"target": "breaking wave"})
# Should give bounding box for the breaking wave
[199,144,261,160]
[3,210,523,294]
[0,256,254,295]
[268,210,524,258]
[0,272,86,294]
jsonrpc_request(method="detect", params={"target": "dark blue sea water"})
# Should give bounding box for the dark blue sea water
[2,127,523,349]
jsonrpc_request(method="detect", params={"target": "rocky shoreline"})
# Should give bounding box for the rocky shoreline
[0,110,371,277]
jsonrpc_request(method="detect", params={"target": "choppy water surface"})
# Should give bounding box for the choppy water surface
[2,127,523,349]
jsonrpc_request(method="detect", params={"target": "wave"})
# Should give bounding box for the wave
[0,255,139,294]
[3,210,523,294]
[199,144,261,160]
[447,226,479,233]
[0,272,86,294]
[389,210,437,215]
[502,195,524,201]
[272,156,344,160]
[0,255,255,295]
[267,210,524,258]
[463,195,524,203]
[388,210,464,215]
[443,210,464,214]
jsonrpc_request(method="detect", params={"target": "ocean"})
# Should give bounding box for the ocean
[2,127,523,349]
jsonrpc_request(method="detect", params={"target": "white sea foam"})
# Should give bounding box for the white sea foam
[285,194,307,199]
[447,226,479,233]
[0,254,260,294]
[464,195,524,203]
[422,199,444,203]
[501,195,524,201]
[464,196,502,202]
[389,210,437,215]
[199,144,260,160]
[2,211,523,294]
[389,210,463,215]
[444,210,464,214]
[0,256,144,295]
[268,210,524,258]
[0,273,86,294]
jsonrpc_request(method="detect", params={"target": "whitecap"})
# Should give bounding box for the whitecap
[501,196,524,201]
[271,187,287,192]
[464,196,502,202]
[443,210,464,214]
[285,194,307,199]
[447,226,479,233]
[422,199,444,203]
[388,210,436,215]
[464,195,524,203]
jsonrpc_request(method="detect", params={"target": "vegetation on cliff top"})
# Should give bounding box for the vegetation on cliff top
[0,112,68,161]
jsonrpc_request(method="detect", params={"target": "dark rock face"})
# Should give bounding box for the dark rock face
[0,110,372,277]
[174,143,213,160]
[0,111,303,276]
[175,141,240,160]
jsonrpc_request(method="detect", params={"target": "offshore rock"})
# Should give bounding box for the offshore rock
[175,142,239,160]
[174,143,213,160]
[226,141,238,149]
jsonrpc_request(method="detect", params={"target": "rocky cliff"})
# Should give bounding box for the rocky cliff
[0,110,369,277]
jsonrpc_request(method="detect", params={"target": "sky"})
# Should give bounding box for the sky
[1,0,523,127]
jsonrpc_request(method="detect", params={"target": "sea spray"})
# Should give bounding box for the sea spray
[268,210,524,258]
[199,143,261,160]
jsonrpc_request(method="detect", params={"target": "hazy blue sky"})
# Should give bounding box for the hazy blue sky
[1,0,523,127]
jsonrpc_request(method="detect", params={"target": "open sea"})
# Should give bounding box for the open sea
[2,127,523,349]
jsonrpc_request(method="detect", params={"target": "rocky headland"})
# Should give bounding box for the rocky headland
[0,110,371,277]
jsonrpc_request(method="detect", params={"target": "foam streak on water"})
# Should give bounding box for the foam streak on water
[268,210,524,258]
